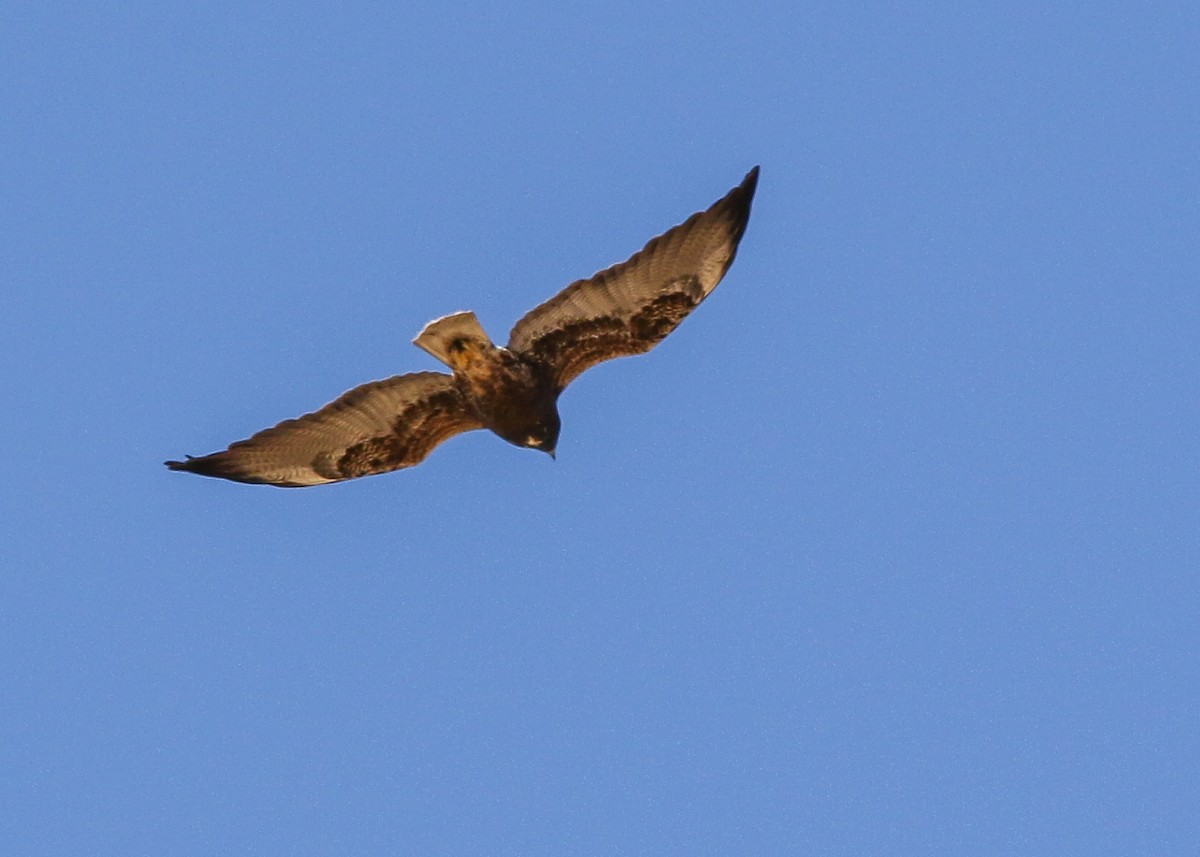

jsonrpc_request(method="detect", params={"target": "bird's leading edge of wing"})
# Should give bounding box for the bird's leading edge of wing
[165,372,483,487]
[507,166,759,390]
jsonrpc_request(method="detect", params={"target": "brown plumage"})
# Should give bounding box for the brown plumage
[166,166,759,487]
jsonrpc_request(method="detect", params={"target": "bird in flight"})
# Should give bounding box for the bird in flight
[166,166,759,487]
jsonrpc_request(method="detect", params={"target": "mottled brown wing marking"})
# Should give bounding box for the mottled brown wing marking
[326,387,469,479]
[166,372,483,487]
[629,285,704,341]
[508,167,757,390]
[525,277,704,387]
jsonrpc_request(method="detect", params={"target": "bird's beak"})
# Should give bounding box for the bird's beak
[546,449,557,461]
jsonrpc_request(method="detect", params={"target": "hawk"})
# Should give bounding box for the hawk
[166,166,759,487]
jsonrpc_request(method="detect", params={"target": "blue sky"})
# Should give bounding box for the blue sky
[3,2,1197,854]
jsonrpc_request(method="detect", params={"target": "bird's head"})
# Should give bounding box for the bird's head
[523,413,560,459]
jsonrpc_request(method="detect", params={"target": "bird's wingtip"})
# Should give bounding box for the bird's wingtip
[741,165,760,193]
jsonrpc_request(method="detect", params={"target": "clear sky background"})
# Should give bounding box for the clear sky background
[3,2,1197,854]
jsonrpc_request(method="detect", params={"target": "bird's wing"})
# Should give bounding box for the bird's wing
[165,372,483,487]
[507,166,758,390]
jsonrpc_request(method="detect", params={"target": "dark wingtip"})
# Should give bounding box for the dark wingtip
[714,166,759,216]
[164,454,225,478]
[710,165,759,252]
[164,451,296,486]
[738,165,760,207]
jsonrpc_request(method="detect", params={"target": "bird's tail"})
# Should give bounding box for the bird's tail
[413,311,494,369]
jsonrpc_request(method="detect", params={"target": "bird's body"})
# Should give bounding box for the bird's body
[418,312,561,454]
[167,166,758,487]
